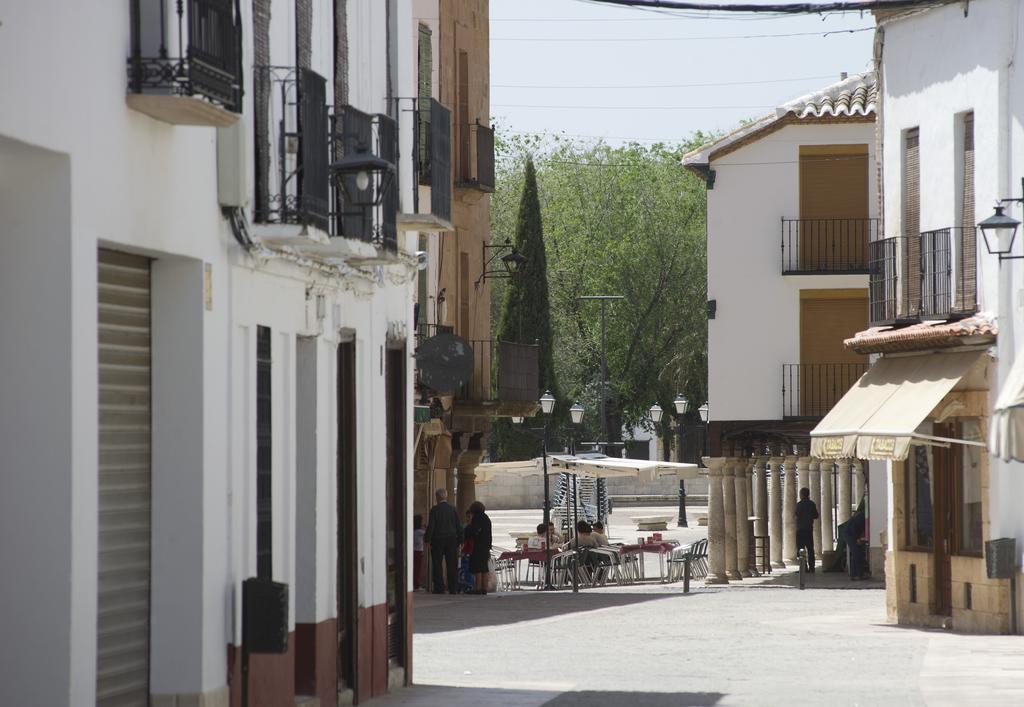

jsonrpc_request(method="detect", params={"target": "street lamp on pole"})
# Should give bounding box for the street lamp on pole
[651,395,691,527]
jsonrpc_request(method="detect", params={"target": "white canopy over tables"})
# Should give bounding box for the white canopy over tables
[474,452,699,483]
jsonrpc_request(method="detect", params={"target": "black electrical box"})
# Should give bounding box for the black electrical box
[243,577,289,654]
[985,538,1017,580]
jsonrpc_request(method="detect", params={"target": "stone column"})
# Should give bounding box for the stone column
[782,454,798,565]
[837,458,852,525]
[753,456,769,539]
[820,459,835,553]
[768,454,785,568]
[455,447,484,517]
[853,459,866,507]
[722,462,741,580]
[703,458,729,584]
[734,460,752,577]
[809,459,823,560]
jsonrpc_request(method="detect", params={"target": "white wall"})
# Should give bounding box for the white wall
[707,122,876,423]
[0,0,420,701]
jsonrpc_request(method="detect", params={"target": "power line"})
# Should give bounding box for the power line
[493,73,838,89]
[580,0,943,13]
[542,153,871,168]
[491,26,872,41]
[494,103,773,110]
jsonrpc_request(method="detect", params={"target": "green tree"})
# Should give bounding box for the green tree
[492,157,562,461]
[490,133,709,461]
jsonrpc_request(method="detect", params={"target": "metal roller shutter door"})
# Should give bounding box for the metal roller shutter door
[97,249,152,707]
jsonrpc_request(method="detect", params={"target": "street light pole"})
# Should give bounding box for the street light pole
[674,394,690,528]
[579,295,623,526]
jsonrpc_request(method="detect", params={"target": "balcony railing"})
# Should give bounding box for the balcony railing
[781,218,876,274]
[783,363,869,419]
[459,340,539,404]
[869,230,978,326]
[456,122,495,192]
[416,99,452,223]
[868,236,904,325]
[920,227,978,319]
[127,0,242,124]
[331,106,399,250]
[252,67,329,231]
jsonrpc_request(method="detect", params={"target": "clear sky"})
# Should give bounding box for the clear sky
[490,0,876,146]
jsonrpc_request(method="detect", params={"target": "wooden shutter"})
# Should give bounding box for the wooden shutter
[956,114,977,312]
[417,24,432,182]
[256,326,273,579]
[798,145,870,271]
[97,249,152,706]
[902,129,921,317]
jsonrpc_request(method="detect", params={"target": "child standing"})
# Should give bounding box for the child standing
[412,514,426,590]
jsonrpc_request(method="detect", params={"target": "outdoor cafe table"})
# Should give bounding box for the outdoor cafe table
[617,541,679,581]
[498,547,562,587]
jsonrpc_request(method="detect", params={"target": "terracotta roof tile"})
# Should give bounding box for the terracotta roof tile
[845,313,997,354]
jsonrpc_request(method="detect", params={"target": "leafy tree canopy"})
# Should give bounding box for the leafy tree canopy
[490,132,710,458]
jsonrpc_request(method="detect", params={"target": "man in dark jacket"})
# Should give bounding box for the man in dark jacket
[795,487,819,572]
[425,488,462,594]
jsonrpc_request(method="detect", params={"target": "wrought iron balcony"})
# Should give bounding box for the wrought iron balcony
[780,218,876,274]
[456,122,495,193]
[127,0,242,126]
[415,99,453,224]
[783,362,869,419]
[456,339,539,416]
[920,227,978,319]
[331,106,399,250]
[252,67,329,232]
[868,236,913,326]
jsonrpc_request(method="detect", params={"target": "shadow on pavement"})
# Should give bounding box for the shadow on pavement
[413,590,684,634]
[373,685,725,707]
[745,570,884,590]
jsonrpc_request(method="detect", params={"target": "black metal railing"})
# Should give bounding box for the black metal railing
[920,227,978,319]
[128,0,241,111]
[456,122,495,192]
[781,218,876,274]
[330,107,398,248]
[783,363,869,419]
[416,99,452,223]
[252,67,329,230]
[868,236,905,325]
[459,340,539,403]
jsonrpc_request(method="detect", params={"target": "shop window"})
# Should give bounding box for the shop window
[958,419,983,555]
[905,444,934,549]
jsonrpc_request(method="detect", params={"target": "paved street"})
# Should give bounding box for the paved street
[381,509,1024,707]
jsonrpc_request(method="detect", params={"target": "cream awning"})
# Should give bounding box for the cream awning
[810,350,985,461]
[990,349,1024,462]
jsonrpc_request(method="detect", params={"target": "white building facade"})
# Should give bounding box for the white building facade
[0,1,431,705]
[684,75,887,581]
[839,0,1024,633]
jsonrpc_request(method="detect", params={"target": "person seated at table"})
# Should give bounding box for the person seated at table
[592,521,610,545]
[547,521,563,546]
[526,523,548,550]
[564,521,600,550]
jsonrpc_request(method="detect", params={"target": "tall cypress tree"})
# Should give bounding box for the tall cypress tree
[493,157,561,460]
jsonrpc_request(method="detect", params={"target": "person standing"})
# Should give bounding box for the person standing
[795,487,819,573]
[425,489,462,594]
[464,501,493,595]
[412,514,426,591]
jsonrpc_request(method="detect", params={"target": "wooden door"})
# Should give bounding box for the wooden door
[798,291,868,416]
[932,423,956,616]
[337,341,358,695]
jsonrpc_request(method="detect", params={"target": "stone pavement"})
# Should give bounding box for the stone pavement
[377,570,1024,707]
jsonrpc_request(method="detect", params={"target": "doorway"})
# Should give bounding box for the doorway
[931,423,957,616]
[385,346,407,670]
[337,340,358,697]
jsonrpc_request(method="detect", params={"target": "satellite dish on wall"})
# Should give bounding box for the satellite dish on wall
[415,333,474,393]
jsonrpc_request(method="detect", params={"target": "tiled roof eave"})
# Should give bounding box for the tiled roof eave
[844,314,998,355]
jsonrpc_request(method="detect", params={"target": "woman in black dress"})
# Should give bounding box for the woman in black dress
[464,501,492,594]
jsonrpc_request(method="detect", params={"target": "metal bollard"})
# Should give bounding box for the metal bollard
[683,556,691,594]
[798,548,807,590]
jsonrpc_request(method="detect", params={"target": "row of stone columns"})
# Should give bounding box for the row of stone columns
[703,452,865,584]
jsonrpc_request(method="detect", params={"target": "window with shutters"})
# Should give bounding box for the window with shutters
[257,326,273,579]
[955,113,977,314]
[417,24,432,184]
[901,128,921,318]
